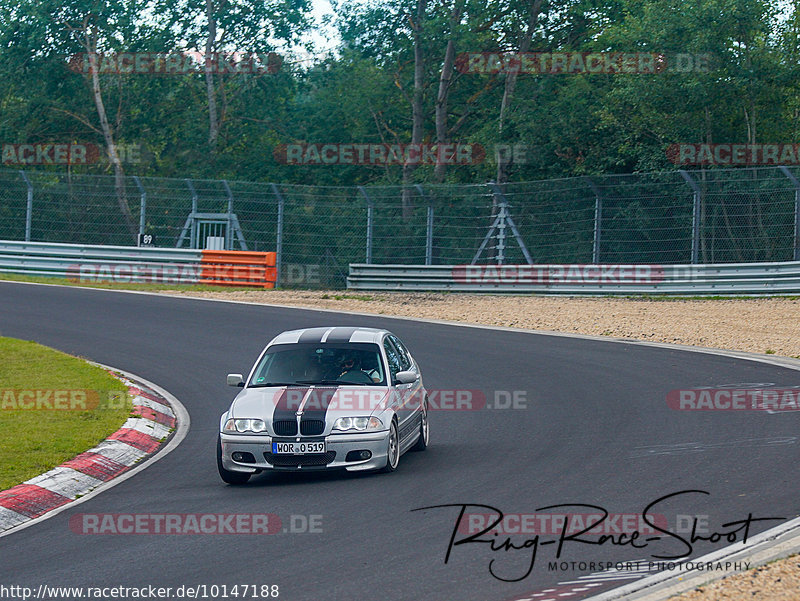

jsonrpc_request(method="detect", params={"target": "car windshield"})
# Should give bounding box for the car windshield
[249,342,386,386]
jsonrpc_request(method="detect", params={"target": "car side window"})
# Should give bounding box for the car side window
[388,335,412,371]
[383,339,402,381]
[251,353,275,384]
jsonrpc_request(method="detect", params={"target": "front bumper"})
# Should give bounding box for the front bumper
[220,430,390,472]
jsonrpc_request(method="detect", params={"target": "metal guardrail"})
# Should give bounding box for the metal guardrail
[0,240,201,279]
[4,239,797,294]
[347,262,800,294]
[0,240,276,287]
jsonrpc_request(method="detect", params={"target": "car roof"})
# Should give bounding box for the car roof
[268,326,390,346]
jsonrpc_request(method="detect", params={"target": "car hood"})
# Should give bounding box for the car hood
[230,386,393,421]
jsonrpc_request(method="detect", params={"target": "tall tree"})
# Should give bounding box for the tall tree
[496,0,543,184]
[400,0,427,217]
[161,0,311,157]
[5,0,160,241]
[68,14,137,239]
[433,0,465,182]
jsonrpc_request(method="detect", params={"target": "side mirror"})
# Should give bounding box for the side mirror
[227,373,244,387]
[394,371,418,385]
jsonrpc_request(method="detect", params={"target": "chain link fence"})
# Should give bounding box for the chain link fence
[1,166,798,288]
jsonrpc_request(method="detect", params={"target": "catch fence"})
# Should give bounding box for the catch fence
[1,166,798,288]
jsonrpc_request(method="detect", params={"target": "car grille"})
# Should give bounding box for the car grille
[300,420,325,435]
[263,451,336,467]
[272,420,298,436]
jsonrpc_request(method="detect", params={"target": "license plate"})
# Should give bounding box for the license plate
[272,441,326,455]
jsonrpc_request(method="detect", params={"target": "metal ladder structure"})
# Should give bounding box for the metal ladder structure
[176,179,248,250]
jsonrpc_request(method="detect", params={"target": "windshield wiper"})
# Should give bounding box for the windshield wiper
[248,382,303,388]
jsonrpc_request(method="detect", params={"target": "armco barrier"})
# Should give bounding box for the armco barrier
[0,240,276,288]
[346,262,800,294]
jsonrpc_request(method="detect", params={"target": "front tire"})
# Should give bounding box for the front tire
[410,402,429,452]
[380,420,400,473]
[217,436,251,485]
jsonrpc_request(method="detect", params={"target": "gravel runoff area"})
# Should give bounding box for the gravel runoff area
[163,289,800,600]
[165,291,800,358]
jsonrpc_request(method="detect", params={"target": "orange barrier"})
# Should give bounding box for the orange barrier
[199,250,277,288]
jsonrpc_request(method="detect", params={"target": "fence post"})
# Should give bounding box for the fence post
[132,176,146,240]
[187,179,199,248]
[270,183,284,289]
[358,186,373,264]
[19,171,33,242]
[414,184,433,265]
[584,177,602,264]
[679,170,701,264]
[222,180,234,251]
[779,166,800,261]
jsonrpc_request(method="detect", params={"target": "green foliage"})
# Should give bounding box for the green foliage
[0,0,797,184]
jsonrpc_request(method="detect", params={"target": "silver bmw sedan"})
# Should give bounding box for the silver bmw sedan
[217,326,429,484]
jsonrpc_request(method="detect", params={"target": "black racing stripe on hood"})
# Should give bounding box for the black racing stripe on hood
[325,327,359,343]
[297,327,331,343]
[271,387,337,436]
[298,388,338,423]
[271,387,309,434]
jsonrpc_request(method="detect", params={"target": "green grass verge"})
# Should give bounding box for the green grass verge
[0,337,132,490]
[0,272,256,292]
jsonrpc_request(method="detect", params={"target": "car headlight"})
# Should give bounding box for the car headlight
[333,416,383,431]
[223,418,267,433]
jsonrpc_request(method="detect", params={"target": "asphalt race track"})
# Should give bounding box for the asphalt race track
[1,281,799,601]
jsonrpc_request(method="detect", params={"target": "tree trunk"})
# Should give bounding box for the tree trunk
[433,0,465,183]
[86,32,137,242]
[205,0,220,154]
[401,0,427,220]
[496,0,542,184]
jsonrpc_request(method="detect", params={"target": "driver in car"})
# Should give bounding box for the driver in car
[336,353,380,383]
[338,354,363,379]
